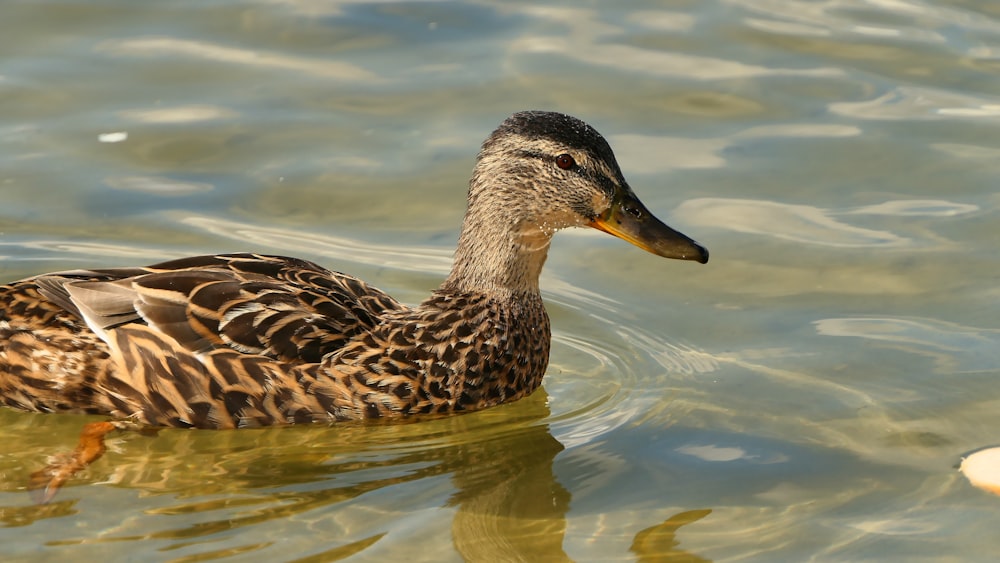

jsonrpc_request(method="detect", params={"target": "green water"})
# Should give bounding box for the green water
[2,1,999,561]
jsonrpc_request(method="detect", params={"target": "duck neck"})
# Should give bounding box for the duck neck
[441,207,552,298]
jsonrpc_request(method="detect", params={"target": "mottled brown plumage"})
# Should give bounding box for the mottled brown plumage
[1,111,708,430]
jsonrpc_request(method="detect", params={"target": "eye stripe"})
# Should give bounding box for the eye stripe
[513,150,616,190]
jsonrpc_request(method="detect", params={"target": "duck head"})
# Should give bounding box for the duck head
[446,111,708,295]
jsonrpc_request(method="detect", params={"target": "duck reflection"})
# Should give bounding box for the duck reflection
[630,509,712,563]
[0,392,708,561]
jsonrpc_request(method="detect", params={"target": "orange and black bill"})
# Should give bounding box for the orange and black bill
[589,189,708,264]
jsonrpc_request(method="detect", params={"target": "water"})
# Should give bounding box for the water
[2,1,999,560]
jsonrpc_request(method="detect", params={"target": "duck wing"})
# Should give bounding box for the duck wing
[51,253,405,364]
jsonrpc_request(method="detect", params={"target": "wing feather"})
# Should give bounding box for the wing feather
[53,254,406,364]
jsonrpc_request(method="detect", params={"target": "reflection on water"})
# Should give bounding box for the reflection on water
[816,316,1000,374]
[0,239,180,263]
[682,198,907,247]
[511,6,844,80]
[630,509,712,563]
[106,176,214,195]
[97,37,382,83]
[611,122,860,175]
[0,393,705,561]
[179,214,454,274]
[677,196,978,248]
[118,105,238,125]
[830,87,1000,121]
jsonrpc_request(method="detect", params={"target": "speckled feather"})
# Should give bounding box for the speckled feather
[0,111,706,429]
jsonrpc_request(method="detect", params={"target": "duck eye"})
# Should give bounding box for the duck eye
[555,154,576,170]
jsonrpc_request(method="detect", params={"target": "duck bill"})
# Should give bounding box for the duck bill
[589,192,709,264]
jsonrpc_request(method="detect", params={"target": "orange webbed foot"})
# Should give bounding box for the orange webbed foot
[28,421,119,504]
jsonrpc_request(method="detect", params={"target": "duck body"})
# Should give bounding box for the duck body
[0,253,550,428]
[0,111,706,429]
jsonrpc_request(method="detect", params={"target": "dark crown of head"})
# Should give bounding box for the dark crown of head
[490,111,616,162]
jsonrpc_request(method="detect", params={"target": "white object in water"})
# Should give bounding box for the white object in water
[98,131,128,143]
[960,447,1000,495]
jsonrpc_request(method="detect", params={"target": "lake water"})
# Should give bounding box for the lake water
[2,1,1000,561]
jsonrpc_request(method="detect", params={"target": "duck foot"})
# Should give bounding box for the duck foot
[28,421,119,504]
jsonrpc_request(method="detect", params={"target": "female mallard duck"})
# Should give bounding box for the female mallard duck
[0,111,707,430]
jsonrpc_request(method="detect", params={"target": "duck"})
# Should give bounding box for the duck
[0,111,708,431]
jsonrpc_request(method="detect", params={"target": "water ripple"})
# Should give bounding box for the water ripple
[844,199,980,217]
[731,0,1000,40]
[95,37,382,82]
[0,239,181,262]
[677,198,910,247]
[507,5,845,80]
[105,176,214,195]
[830,87,1000,121]
[610,122,861,175]
[118,105,238,124]
[178,214,454,274]
[815,316,1000,374]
